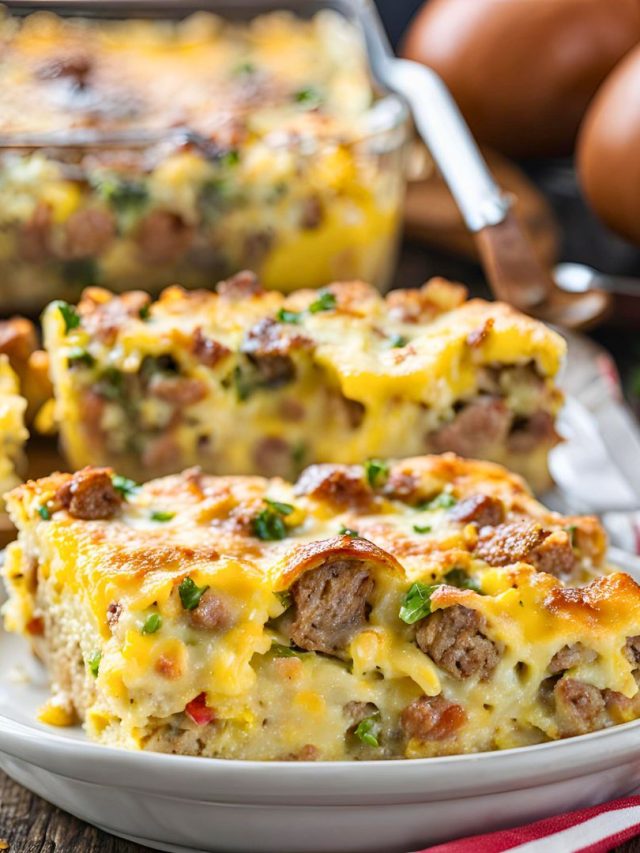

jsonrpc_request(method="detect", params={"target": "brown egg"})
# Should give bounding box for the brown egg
[578,43,640,244]
[402,0,640,159]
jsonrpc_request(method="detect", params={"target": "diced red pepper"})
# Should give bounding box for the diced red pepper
[184,692,216,726]
[26,616,45,636]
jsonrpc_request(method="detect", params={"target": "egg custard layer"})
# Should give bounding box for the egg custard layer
[44,276,565,493]
[4,453,639,761]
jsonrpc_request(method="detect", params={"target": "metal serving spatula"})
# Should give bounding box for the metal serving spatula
[355,0,611,330]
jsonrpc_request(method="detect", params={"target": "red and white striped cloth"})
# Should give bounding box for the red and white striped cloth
[419,796,640,852]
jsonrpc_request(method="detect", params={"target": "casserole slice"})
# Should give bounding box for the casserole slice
[5,453,639,761]
[0,355,28,508]
[43,275,565,492]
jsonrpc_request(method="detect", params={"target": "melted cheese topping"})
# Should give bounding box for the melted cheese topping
[43,280,566,493]
[4,454,634,761]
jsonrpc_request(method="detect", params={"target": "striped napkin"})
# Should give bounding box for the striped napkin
[419,796,640,852]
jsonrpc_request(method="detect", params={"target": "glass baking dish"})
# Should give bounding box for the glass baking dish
[0,0,409,313]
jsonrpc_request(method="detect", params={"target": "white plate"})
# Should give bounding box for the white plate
[1,551,640,853]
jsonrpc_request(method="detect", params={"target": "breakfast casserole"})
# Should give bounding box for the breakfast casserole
[0,355,28,507]
[5,453,639,760]
[0,7,406,309]
[43,275,565,494]
[0,316,52,424]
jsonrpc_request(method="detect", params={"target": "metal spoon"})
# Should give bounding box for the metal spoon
[555,262,640,298]
[356,0,611,330]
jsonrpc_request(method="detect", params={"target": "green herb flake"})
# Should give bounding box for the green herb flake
[413,524,432,534]
[421,492,457,511]
[111,474,140,500]
[151,510,175,522]
[444,568,481,593]
[271,642,303,658]
[139,304,150,321]
[141,613,162,635]
[53,300,80,334]
[308,290,337,314]
[364,458,389,488]
[95,367,124,402]
[38,504,51,520]
[389,334,409,348]
[96,176,149,214]
[264,497,294,516]
[253,498,295,540]
[293,85,322,107]
[178,577,210,611]
[67,347,94,368]
[354,715,381,747]
[276,308,302,325]
[565,524,577,547]
[399,582,437,624]
[221,149,240,168]
[339,525,360,538]
[275,590,292,610]
[232,365,254,402]
[67,347,95,368]
[87,650,102,678]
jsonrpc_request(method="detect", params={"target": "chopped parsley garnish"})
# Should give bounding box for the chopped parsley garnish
[339,525,360,538]
[232,365,254,402]
[364,458,389,488]
[399,582,437,624]
[87,651,102,678]
[37,504,51,520]
[293,85,322,107]
[94,367,126,402]
[139,304,150,321]
[264,497,294,516]
[142,613,162,635]
[221,149,240,168]
[354,715,381,747]
[96,176,149,214]
[308,290,336,313]
[444,568,481,593]
[253,498,294,541]
[399,572,481,625]
[53,300,80,334]
[178,577,210,611]
[271,642,306,658]
[151,510,175,522]
[413,524,432,534]
[111,474,139,499]
[67,347,95,368]
[275,590,292,610]
[388,334,408,348]
[276,307,302,324]
[420,492,457,511]
[565,524,577,547]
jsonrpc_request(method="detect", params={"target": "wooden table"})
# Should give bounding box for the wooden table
[1,240,640,852]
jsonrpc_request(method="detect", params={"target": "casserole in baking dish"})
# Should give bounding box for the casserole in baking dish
[0,3,407,309]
